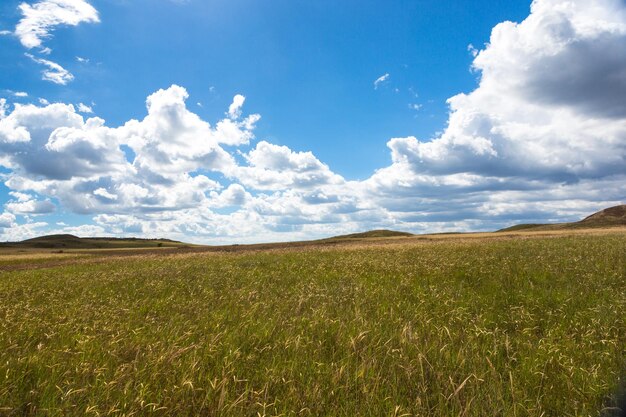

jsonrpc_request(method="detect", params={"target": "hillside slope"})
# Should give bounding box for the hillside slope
[326,229,413,240]
[1,234,185,249]
[579,205,626,227]
[499,204,626,232]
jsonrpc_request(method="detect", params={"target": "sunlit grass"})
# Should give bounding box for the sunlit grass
[0,233,624,416]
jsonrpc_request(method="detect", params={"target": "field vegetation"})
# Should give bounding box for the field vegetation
[0,230,625,416]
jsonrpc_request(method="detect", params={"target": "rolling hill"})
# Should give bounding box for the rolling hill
[499,204,626,232]
[0,234,186,250]
[325,229,413,240]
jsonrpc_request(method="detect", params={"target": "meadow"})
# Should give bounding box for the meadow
[0,231,625,416]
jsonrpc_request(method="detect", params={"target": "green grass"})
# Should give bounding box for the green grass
[0,234,625,416]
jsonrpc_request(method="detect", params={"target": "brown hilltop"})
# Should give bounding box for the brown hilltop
[499,204,626,232]
[580,205,626,226]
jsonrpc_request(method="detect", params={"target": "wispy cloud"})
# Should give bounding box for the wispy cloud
[467,43,479,57]
[25,53,74,85]
[408,103,422,113]
[15,0,99,50]
[77,102,93,113]
[374,73,390,89]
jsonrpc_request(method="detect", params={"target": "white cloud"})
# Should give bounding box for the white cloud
[228,94,245,119]
[0,99,8,119]
[76,56,89,63]
[0,30,13,36]
[77,102,93,113]
[0,212,16,228]
[38,98,50,105]
[0,85,380,242]
[374,73,390,89]
[380,0,626,181]
[93,188,117,200]
[365,0,626,228]
[6,198,56,214]
[408,103,422,113]
[60,223,105,236]
[14,92,29,98]
[9,191,33,202]
[0,220,49,241]
[15,0,99,50]
[235,141,344,190]
[209,184,251,208]
[467,44,479,57]
[0,85,254,218]
[26,53,74,85]
[2,0,626,242]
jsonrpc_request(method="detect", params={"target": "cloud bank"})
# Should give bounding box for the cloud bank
[0,0,625,242]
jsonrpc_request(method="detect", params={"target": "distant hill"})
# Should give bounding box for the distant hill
[1,234,186,250]
[579,205,626,226]
[326,229,413,240]
[498,204,626,232]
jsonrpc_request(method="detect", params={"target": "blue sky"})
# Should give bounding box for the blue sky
[0,0,624,243]
[0,0,530,178]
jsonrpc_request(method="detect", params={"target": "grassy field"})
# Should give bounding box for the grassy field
[0,231,625,416]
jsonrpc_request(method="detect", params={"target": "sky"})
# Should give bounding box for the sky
[0,0,624,244]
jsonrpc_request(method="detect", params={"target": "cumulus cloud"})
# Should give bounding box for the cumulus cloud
[1,0,626,242]
[13,92,29,98]
[0,212,16,228]
[0,85,260,219]
[15,0,99,50]
[228,94,246,119]
[6,199,56,214]
[9,191,33,202]
[209,184,251,208]
[236,141,344,190]
[366,0,626,226]
[0,83,387,242]
[5,191,56,214]
[26,53,74,84]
